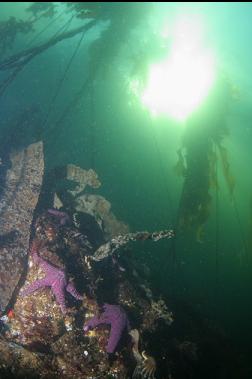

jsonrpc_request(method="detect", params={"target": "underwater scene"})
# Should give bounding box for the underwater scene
[0,2,252,378]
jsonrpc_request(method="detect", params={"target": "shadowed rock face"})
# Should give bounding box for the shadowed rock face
[0,142,44,313]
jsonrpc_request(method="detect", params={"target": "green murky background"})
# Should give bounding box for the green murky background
[0,2,251,357]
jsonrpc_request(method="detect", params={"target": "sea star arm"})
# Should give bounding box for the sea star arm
[106,320,122,354]
[83,316,103,331]
[52,280,67,314]
[66,282,83,300]
[30,240,44,265]
[20,278,49,297]
[47,209,70,225]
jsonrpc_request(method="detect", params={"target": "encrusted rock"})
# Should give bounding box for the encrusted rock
[0,142,44,313]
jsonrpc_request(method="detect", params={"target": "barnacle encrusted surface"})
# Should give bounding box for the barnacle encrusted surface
[0,142,44,313]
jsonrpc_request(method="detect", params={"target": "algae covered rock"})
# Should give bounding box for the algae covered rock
[0,142,44,313]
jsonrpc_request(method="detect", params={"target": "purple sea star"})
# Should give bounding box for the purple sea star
[47,209,70,226]
[20,240,83,314]
[83,303,130,353]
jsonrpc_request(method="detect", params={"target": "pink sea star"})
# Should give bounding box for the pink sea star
[20,240,83,314]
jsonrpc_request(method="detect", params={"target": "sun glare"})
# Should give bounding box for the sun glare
[141,15,216,122]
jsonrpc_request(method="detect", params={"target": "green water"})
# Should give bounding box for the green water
[1,0,252,362]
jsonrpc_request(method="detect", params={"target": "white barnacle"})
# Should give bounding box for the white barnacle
[65,321,72,331]
[73,213,80,228]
